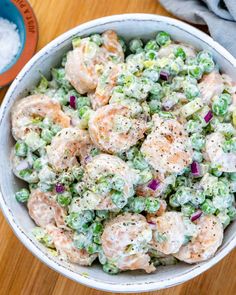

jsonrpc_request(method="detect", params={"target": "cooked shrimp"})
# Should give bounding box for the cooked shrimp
[11,94,70,140]
[205,131,236,172]
[47,127,94,171]
[158,43,196,59]
[88,63,122,110]
[174,215,223,263]
[89,104,147,154]
[65,38,100,94]
[101,213,155,273]
[150,212,186,255]
[141,115,193,173]
[198,71,224,105]
[74,154,138,210]
[101,30,124,62]
[27,189,66,228]
[46,224,97,265]
[65,31,124,95]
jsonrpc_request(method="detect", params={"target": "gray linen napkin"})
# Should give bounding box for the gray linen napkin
[159,0,236,57]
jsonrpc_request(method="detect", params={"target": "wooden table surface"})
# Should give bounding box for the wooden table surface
[0,0,235,294]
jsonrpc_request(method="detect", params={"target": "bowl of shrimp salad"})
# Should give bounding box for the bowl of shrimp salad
[0,14,236,292]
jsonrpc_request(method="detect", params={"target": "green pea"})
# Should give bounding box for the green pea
[91,222,103,235]
[192,151,203,163]
[184,83,200,100]
[185,119,202,134]
[129,197,146,213]
[228,206,236,220]
[93,235,101,245]
[83,210,95,223]
[144,40,159,51]
[51,124,62,135]
[15,188,30,203]
[76,96,91,109]
[210,164,223,177]
[213,180,230,197]
[223,138,236,153]
[33,158,43,171]
[66,212,82,229]
[57,191,72,207]
[148,100,161,114]
[191,191,205,206]
[71,166,84,181]
[96,210,109,220]
[58,171,74,185]
[19,169,39,183]
[189,65,203,79]
[72,37,81,48]
[175,187,192,206]
[156,31,171,46]
[73,232,89,249]
[41,128,53,144]
[228,172,236,181]
[145,197,160,213]
[90,34,103,46]
[142,69,159,82]
[15,142,28,157]
[111,176,125,192]
[190,133,205,150]
[137,169,153,185]
[169,195,180,208]
[98,251,107,265]
[181,204,195,216]
[129,39,143,53]
[119,38,127,52]
[145,50,158,60]
[111,191,127,209]
[201,199,216,214]
[149,83,164,98]
[78,106,90,118]
[217,212,230,228]
[38,182,53,192]
[132,153,149,171]
[212,96,228,116]
[86,243,100,254]
[175,47,186,60]
[95,179,112,194]
[220,93,232,105]
[197,51,215,73]
[103,262,119,274]
[126,146,139,161]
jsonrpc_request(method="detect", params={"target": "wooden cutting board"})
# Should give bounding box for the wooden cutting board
[0,1,235,294]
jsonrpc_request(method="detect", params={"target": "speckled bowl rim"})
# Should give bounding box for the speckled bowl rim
[0,14,236,293]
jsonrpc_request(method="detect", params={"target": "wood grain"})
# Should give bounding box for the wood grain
[0,1,235,294]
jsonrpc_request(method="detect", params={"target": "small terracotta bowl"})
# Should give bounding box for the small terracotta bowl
[0,0,38,87]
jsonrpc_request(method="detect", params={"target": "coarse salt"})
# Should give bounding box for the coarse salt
[0,17,21,73]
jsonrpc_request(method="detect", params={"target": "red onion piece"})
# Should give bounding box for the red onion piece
[15,160,30,171]
[84,155,92,163]
[70,96,76,109]
[147,221,156,230]
[191,210,202,222]
[55,183,65,194]
[204,110,213,123]
[191,161,201,177]
[160,70,170,81]
[147,179,160,191]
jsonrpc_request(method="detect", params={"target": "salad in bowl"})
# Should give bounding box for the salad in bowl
[11,28,236,275]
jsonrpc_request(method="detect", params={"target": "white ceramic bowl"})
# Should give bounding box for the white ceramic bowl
[0,14,236,293]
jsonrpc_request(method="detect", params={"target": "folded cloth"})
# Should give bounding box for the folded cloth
[159,0,236,57]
